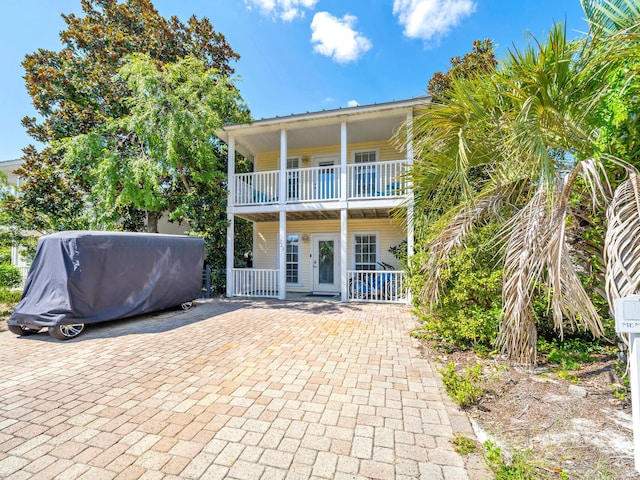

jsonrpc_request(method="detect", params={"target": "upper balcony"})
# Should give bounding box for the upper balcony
[232,159,409,211]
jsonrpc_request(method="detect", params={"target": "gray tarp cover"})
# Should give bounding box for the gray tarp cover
[9,231,205,328]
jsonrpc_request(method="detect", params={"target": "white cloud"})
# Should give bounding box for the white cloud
[347,100,359,107]
[310,12,372,64]
[393,0,476,42]
[245,0,318,21]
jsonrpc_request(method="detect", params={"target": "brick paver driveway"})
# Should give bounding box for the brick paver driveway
[0,299,485,480]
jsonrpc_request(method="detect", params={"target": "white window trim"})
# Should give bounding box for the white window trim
[351,148,380,164]
[281,232,303,286]
[351,232,380,271]
[311,153,340,167]
[287,156,301,169]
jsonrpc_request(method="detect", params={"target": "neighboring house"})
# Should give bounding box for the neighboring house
[0,159,32,279]
[217,96,427,303]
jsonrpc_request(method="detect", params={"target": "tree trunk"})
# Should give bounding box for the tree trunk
[147,211,159,233]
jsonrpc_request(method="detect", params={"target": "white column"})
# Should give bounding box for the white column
[279,129,288,300]
[340,208,348,302]
[226,214,234,297]
[406,113,415,262]
[280,129,287,205]
[340,121,347,201]
[226,137,236,298]
[279,210,287,300]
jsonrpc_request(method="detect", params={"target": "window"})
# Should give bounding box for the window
[287,157,300,201]
[354,234,377,270]
[286,234,300,284]
[353,150,378,196]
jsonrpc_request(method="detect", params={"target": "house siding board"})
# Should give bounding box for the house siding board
[253,218,404,292]
[254,140,403,172]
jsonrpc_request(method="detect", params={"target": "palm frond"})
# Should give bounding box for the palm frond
[420,187,508,305]
[582,0,640,35]
[605,172,640,310]
[546,164,605,338]
[498,187,549,364]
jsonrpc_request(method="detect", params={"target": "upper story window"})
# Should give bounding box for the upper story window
[354,151,377,164]
[353,150,378,197]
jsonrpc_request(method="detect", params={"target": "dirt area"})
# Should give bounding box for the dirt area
[421,341,638,479]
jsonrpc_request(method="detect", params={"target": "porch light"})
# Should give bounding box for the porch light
[302,234,309,242]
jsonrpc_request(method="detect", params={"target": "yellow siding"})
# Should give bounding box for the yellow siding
[254,140,405,172]
[253,218,406,292]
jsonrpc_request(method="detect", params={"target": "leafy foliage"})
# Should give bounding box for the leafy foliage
[438,361,483,408]
[427,39,498,101]
[483,441,540,480]
[401,3,640,363]
[413,222,503,351]
[65,53,249,233]
[6,0,243,235]
[0,288,22,304]
[0,264,22,289]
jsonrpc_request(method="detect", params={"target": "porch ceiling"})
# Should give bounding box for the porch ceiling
[234,116,406,159]
[217,97,430,159]
[236,208,394,223]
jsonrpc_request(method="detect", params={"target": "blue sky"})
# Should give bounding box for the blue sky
[0,0,589,160]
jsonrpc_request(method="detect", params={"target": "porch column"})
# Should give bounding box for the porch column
[340,121,347,201]
[279,210,287,300]
[226,214,234,297]
[406,113,415,304]
[280,129,287,205]
[340,208,347,302]
[406,113,415,262]
[226,136,236,297]
[279,129,287,299]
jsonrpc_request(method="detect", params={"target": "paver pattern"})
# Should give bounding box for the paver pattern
[0,298,486,479]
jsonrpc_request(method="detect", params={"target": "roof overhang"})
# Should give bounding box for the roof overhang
[217,96,430,159]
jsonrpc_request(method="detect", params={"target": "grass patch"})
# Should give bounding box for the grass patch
[438,361,483,408]
[452,433,476,455]
[483,440,541,480]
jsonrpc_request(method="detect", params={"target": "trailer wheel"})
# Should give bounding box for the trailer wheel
[48,324,85,340]
[8,325,41,336]
[181,301,193,311]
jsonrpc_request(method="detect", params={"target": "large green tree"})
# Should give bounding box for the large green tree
[401,0,640,364]
[6,0,240,232]
[65,53,249,233]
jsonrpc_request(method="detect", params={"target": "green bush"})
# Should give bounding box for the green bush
[0,263,23,288]
[0,287,22,303]
[413,223,503,351]
[0,246,11,264]
[439,361,483,408]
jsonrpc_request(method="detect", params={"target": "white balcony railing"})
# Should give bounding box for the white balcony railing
[232,268,279,297]
[347,269,408,303]
[347,160,407,199]
[231,160,408,207]
[287,165,340,202]
[234,171,280,206]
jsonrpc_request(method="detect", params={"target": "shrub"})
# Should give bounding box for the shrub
[438,361,483,408]
[413,222,503,352]
[0,287,22,304]
[0,263,22,288]
[0,246,11,264]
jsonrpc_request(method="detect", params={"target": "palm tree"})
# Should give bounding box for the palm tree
[401,0,640,364]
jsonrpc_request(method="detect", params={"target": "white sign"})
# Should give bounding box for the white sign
[614,295,640,473]
[615,296,640,333]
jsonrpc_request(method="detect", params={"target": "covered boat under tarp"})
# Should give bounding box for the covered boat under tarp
[8,231,204,339]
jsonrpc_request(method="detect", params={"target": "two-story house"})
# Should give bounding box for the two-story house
[218,96,427,303]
